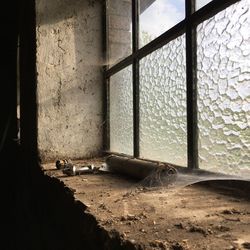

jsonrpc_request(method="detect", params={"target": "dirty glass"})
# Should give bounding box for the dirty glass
[139,0,185,47]
[107,0,132,66]
[139,35,187,166]
[197,0,250,176]
[110,65,133,155]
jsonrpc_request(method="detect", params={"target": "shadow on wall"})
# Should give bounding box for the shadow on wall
[36,0,98,25]
[36,0,104,161]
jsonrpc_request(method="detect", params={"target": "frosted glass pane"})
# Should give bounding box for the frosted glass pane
[110,66,133,155]
[107,0,132,66]
[197,0,250,177]
[139,0,185,47]
[196,0,212,10]
[140,35,187,166]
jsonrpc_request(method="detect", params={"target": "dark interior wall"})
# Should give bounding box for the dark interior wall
[0,0,38,167]
[19,0,39,168]
[1,0,18,152]
[0,4,134,244]
[1,1,21,248]
[1,3,105,249]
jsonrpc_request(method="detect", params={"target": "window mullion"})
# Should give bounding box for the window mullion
[103,0,110,151]
[186,0,198,169]
[132,0,140,158]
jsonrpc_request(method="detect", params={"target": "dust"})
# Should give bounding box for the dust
[132,167,250,192]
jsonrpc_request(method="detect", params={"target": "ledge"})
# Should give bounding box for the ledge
[43,158,250,250]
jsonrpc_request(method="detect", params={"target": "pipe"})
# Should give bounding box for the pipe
[106,155,177,180]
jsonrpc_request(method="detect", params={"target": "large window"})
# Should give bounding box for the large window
[104,0,250,177]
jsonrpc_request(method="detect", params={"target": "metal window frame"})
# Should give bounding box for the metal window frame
[103,0,240,169]
[132,0,140,157]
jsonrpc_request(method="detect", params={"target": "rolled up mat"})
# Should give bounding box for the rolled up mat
[106,155,177,181]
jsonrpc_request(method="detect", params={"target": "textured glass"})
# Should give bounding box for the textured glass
[196,0,212,10]
[107,0,132,66]
[139,0,185,47]
[110,66,133,155]
[197,0,250,176]
[140,35,187,166]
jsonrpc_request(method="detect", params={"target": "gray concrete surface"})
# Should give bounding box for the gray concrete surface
[36,0,103,161]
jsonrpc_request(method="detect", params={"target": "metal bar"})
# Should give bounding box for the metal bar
[104,150,135,158]
[105,54,133,78]
[133,61,140,157]
[186,0,198,169]
[104,0,110,71]
[132,0,139,63]
[105,78,110,151]
[132,0,140,158]
[103,0,110,151]
[137,21,185,59]
[190,0,240,26]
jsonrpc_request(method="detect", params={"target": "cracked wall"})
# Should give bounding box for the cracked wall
[36,0,103,161]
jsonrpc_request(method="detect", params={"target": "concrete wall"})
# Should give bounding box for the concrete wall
[36,0,103,162]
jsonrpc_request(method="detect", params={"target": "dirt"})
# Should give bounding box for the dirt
[43,158,250,250]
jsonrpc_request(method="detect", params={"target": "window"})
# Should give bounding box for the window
[197,1,250,175]
[104,0,250,177]
[139,0,185,47]
[139,35,187,166]
[107,0,132,66]
[110,65,133,155]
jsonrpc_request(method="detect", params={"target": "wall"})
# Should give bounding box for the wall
[36,0,103,161]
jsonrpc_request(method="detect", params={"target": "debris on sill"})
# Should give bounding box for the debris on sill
[55,159,108,176]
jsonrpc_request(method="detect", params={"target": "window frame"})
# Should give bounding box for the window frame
[103,0,241,169]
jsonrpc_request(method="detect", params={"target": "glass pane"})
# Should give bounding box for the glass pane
[110,66,133,155]
[139,0,185,47]
[196,0,212,10]
[107,0,132,66]
[197,0,250,177]
[140,35,187,166]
